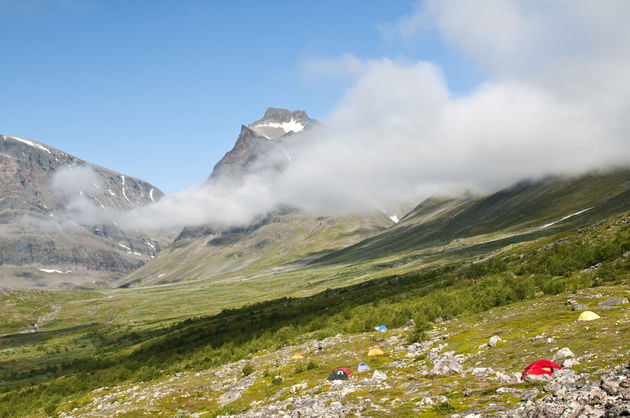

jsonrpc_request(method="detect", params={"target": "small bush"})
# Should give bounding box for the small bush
[431,401,455,414]
[306,360,318,370]
[407,318,432,344]
[271,375,283,385]
[44,402,57,417]
[242,362,254,377]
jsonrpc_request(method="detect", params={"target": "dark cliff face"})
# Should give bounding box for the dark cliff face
[0,135,171,283]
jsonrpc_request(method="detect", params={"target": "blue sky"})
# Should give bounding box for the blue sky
[0,0,480,194]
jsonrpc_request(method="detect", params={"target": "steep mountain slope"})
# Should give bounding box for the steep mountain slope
[210,107,314,180]
[120,108,395,287]
[117,210,390,287]
[0,134,172,287]
[317,169,630,265]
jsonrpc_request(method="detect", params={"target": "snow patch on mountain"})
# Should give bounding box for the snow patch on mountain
[3,135,51,154]
[541,208,592,229]
[39,268,65,274]
[381,209,399,224]
[255,118,304,134]
[121,176,130,202]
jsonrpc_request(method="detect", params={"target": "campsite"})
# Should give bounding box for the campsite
[1,2,630,416]
[38,285,628,416]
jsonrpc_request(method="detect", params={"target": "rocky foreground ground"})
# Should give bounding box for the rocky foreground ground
[59,288,629,417]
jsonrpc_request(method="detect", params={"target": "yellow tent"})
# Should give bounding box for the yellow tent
[291,353,304,360]
[578,311,600,321]
[367,346,385,356]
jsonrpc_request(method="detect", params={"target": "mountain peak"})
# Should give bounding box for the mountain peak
[249,107,312,140]
[261,107,310,123]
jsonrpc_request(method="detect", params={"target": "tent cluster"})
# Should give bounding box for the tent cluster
[325,325,389,381]
[519,309,603,378]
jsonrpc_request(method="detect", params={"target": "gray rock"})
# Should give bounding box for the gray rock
[522,388,540,402]
[601,379,619,396]
[598,297,629,307]
[471,367,495,377]
[550,347,575,362]
[407,318,415,327]
[496,371,520,383]
[572,303,589,311]
[506,364,630,418]
[524,373,550,382]
[545,368,580,392]
[371,370,387,381]
[563,358,580,368]
[432,354,463,375]
[488,335,503,347]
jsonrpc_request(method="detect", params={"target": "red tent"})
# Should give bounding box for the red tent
[333,367,352,376]
[522,360,562,379]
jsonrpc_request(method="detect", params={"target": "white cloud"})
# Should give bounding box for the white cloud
[50,165,103,198]
[52,1,630,231]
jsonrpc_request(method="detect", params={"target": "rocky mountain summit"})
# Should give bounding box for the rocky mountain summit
[209,107,314,180]
[0,134,171,287]
[125,108,396,287]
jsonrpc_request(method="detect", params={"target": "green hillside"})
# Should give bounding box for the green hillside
[1,169,630,416]
[317,169,630,265]
[1,205,629,416]
[116,211,392,287]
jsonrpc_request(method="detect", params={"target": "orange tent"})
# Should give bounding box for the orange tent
[291,353,304,360]
[367,346,385,356]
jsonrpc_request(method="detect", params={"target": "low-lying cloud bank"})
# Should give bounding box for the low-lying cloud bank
[51,0,630,231]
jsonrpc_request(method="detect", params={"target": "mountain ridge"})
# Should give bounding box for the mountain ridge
[0,134,174,288]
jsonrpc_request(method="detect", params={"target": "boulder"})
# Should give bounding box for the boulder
[523,373,550,382]
[521,388,540,402]
[371,370,387,381]
[545,368,580,392]
[550,347,575,362]
[488,335,503,347]
[496,371,520,383]
[471,367,495,377]
[598,297,629,307]
[563,358,580,368]
[571,303,589,311]
[432,354,463,375]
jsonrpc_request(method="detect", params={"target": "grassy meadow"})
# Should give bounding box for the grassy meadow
[1,208,629,416]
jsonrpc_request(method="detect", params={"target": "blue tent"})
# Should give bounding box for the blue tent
[375,325,388,332]
[357,361,371,372]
